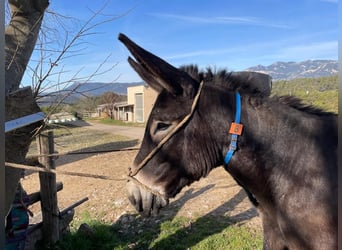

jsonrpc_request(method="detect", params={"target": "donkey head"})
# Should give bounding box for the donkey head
[118,33,272,216]
[118,33,201,216]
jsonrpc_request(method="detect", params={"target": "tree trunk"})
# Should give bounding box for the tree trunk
[5,88,42,216]
[5,0,49,216]
[5,0,49,93]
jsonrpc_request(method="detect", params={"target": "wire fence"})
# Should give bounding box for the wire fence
[28,146,140,158]
[6,147,141,181]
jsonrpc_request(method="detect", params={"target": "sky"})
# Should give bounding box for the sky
[22,0,338,87]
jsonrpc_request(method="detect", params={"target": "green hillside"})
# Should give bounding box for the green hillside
[271,75,338,113]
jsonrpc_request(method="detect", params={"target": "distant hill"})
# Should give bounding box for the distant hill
[272,75,337,113]
[38,59,337,106]
[38,81,143,106]
[246,60,337,80]
[64,81,144,96]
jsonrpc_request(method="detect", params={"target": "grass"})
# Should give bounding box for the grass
[54,215,262,250]
[149,216,262,250]
[89,118,146,127]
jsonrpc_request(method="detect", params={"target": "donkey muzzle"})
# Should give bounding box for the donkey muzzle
[127,179,169,217]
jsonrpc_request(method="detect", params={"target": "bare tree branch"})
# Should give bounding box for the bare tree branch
[30,3,133,99]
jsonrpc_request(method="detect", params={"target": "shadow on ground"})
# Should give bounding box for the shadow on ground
[55,139,140,166]
[53,120,140,166]
[53,185,261,250]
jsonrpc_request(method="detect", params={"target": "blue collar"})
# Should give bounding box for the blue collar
[224,92,243,165]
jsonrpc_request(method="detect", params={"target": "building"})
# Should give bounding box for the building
[96,84,158,123]
[127,85,157,123]
[115,101,134,121]
[97,101,133,121]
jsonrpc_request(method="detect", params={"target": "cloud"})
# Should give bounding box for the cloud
[216,16,290,28]
[149,13,291,29]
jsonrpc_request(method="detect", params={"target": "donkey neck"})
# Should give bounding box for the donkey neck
[241,96,336,161]
[225,95,337,205]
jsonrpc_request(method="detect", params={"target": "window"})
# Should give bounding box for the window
[135,93,143,122]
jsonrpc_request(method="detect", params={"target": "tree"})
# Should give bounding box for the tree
[100,91,123,119]
[71,96,101,118]
[5,0,49,217]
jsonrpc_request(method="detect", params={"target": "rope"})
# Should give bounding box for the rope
[130,80,205,177]
[27,147,140,158]
[5,162,126,181]
[127,176,165,197]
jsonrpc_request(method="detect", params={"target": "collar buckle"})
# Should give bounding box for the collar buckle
[224,92,243,165]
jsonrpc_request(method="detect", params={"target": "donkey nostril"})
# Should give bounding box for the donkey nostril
[128,163,141,176]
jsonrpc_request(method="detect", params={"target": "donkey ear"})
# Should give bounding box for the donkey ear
[231,71,272,97]
[118,33,198,96]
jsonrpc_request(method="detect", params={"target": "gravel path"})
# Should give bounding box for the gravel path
[72,120,145,141]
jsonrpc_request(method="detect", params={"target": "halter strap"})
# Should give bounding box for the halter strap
[129,80,205,177]
[224,92,243,165]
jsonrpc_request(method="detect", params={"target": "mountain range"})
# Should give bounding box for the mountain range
[39,59,337,105]
[246,59,337,80]
[62,81,143,96]
[38,82,143,106]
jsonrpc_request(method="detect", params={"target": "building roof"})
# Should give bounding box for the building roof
[97,102,133,109]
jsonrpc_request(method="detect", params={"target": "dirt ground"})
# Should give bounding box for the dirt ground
[21,123,261,230]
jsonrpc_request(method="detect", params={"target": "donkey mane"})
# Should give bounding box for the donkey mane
[179,64,336,117]
[180,64,241,92]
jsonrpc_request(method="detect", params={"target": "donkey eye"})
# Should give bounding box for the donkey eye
[151,120,176,139]
[156,122,170,132]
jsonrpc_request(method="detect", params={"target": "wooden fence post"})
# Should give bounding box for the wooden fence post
[37,131,59,246]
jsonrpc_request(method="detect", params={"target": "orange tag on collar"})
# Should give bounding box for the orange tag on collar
[229,123,243,135]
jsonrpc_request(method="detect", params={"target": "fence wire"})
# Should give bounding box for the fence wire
[5,147,140,180]
[29,147,140,158]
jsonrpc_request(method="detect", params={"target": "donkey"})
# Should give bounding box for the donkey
[118,33,337,250]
